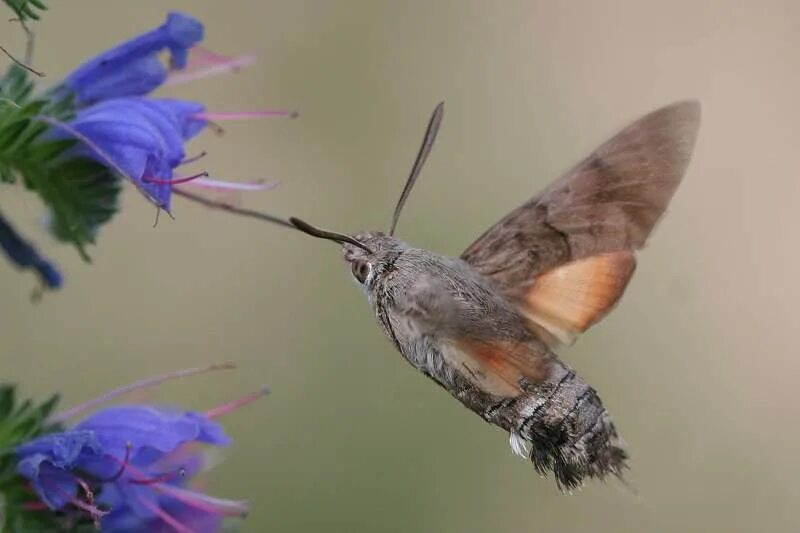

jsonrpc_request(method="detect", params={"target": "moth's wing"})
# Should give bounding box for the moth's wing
[461,101,700,345]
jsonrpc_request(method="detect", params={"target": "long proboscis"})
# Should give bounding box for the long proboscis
[388,101,444,236]
[174,187,295,229]
[289,217,373,253]
[174,189,373,252]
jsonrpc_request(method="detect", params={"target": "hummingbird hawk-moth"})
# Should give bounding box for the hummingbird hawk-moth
[255,100,699,490]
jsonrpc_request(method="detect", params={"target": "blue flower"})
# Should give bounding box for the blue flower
[61,97,207,210]
[16,367,265,532]
[43,10,294,213]
[0,210,63,289]
[62,12,203,105]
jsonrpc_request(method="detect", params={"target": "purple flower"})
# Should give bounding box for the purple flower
[44,10,296,212]
[60,97,207,210]
[0,210,62,289]
[62,12,203,105]
[16,365,266,532]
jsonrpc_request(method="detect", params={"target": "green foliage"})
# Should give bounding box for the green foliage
[0,385,91,532]
[0,64,121,261]
[0,386,97,532]
[3,0,48,21]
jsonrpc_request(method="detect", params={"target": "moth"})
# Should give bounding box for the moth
[268,100,699,489]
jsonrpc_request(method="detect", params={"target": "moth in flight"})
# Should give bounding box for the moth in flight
[259,100,700,489]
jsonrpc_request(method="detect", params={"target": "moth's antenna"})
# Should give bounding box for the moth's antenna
[289,217,373,253]
[389,101,444,236]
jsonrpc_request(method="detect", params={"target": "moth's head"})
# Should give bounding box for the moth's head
[342,231,405,288]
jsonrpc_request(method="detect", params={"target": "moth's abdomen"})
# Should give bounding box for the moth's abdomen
[497,361,628,490]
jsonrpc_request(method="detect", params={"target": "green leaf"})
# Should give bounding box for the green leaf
[0,65,34,103]
[3,0,48,21]
[0,387,13,422]
[26,157,122,260]
[0,74,122,259]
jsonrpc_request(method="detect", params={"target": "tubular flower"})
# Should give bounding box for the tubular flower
[61,12,204,105]
[59,97,207,210]
[46,10,294,212]
[15,366,266,532]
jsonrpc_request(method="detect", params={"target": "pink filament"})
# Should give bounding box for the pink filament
[185,178,279,192]
[165,53,257,86]
[185,46,231,68]
[74,477,96,506]
[42,479,107,520]
[129,467,186,486]
[143,171,209,185]
[135,493,197,533]
[52,363,236,423]
[99,443,132,483]
[205,385,270,419]
[108,456,248,518]
[193,110,298,121]
[155,484,249,517]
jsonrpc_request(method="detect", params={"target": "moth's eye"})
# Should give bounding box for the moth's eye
[351,260,370,284]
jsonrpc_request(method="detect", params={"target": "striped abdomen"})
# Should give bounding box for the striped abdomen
[489,359,628,490]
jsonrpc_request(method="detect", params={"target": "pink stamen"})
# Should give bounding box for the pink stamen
[105,452,185,486]
[52,363,236,423]
[135,493,197,533]
[185,46,230,68]
[193,110,298,121]
[186,178,279,192]
[143,171,209,185]
[155,484,249,517]
[179,151,208,166]
[98,442,132,483]
[165,53,257,86]
[74,477,96,506]
[42,479,108,521]
[106,457,248,518]
[129,467,186,486]
[205,385,270,420]
[73,476,103,529]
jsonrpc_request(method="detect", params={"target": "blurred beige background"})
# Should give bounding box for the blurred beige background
[2,1,799,531]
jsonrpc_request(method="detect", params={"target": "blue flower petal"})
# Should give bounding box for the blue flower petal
[149,99,207,140]
[63,12,203,104]
[20,461,79,510]
[186,412,231,446]
[76,406,230,456]
[62,97,207,210]
[16,430,101,510]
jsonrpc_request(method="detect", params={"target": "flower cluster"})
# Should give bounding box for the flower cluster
[7,364,266,532]
[0,10,293,290]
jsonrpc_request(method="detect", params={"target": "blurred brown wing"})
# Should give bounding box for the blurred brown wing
[461,101,700,345]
